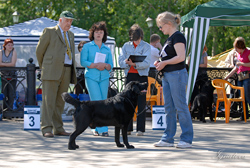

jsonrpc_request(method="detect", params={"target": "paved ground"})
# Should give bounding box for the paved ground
[0,118,249,168]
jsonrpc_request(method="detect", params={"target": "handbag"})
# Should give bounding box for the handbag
[238,71,250,81]
[229,73,238,81]
[157,70,164,79]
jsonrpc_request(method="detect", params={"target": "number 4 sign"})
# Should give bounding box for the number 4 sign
[152,106,166,130]
[24,106,40,130]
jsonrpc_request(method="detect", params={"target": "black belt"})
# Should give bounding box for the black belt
[64,64,72,67]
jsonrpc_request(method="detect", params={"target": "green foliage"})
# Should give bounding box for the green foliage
[1,0,250,56]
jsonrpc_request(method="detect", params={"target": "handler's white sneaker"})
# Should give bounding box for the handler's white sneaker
[176,141,192,148]
[154,140,174,147]
[136,131,144,136]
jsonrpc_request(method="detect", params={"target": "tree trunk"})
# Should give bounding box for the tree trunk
[212,27,217,56]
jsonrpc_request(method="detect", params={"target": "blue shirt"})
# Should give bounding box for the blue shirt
[80,41,113,82]
[118,40,151,76]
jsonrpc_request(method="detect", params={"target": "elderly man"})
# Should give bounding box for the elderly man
[36,11,77,137]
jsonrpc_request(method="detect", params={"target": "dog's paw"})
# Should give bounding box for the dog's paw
[126,145,135,149]
[68,146,76,150]
[68,144,79,150]
[117,144,125,148]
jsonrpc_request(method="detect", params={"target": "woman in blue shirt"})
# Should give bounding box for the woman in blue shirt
[80,21,113,137]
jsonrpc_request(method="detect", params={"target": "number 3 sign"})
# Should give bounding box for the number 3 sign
[24,106,40,130]
[152,106,166,130]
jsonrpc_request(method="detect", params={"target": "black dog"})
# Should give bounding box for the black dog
[190,80,215,123]
[107,86,118,98]
[61,81,148,150]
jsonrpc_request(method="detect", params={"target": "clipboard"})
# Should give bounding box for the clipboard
[128,55,146,62]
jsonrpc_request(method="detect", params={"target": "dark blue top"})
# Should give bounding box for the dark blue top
[161,31,186,72]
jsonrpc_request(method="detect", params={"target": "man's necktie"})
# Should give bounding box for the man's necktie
[63,31,72,60]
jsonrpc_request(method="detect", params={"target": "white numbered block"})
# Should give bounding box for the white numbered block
[152,106,166,130]
[24,105,40,130]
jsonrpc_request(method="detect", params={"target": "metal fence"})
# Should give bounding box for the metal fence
[0,59,233,118]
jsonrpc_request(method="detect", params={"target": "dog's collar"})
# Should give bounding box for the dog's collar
[124,96,146,117]
[124,97,135,110]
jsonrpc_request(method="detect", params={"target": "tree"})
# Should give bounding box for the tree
[1,0,250,56]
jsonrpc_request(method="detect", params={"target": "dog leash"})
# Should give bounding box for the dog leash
[129,71,162,117]
[124,96,136,110]
[124,95,152,117]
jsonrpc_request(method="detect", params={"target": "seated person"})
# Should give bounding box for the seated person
[224,48,237,68]
[75,41,88,95]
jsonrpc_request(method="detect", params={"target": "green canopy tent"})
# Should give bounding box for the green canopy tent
[181,0,250,104]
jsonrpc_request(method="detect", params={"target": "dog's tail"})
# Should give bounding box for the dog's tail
[61,92,80,108]
[190,99,198,112]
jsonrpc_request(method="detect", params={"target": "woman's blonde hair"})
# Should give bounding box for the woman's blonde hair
[156,11,181,28]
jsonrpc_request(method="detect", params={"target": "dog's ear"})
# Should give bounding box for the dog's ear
[108,87,118,98]
[127,81,136,87]
[131,83,141,94]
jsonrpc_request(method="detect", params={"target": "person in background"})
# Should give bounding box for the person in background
[118,24,150,136]
[224,48,242,114]
[149,34,162,84]
[153,11,193,148]
[188,45,208,106]
[225,37,250,121]
[0,38,17,110]
[36,11,77,137]
[224,48,237,68]
[150,34,162,68]
[80,21,113,137]
[75,41,88,95]
[78,41,87,53]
